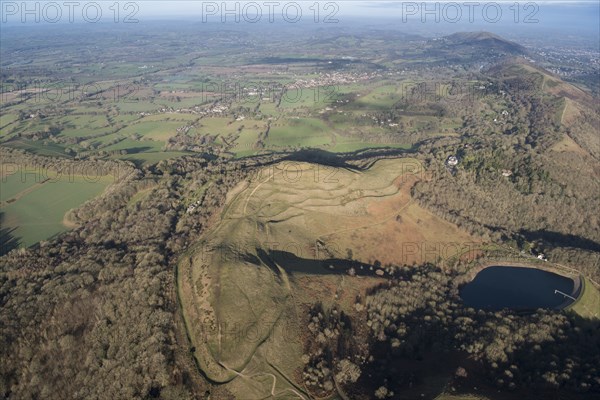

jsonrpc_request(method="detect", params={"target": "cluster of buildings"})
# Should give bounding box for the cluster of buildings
[286,71,380,91]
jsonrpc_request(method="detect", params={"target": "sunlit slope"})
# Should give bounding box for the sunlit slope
[178,158,481,397]
[492,59,600,158]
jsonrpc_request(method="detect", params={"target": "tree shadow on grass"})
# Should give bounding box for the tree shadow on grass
[261,249,377,277]
[0,212,21,256]
[123,146,154,154]
[236,145,419,172]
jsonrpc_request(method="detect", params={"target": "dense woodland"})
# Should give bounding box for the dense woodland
[0,148,257,399]
[412,67,600,282]
[363,266,600,394]
[302,303,364,397]
[301,265,600,399]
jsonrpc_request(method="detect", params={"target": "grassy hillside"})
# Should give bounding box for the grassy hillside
[178,158,481,398]
[568,278,600,320]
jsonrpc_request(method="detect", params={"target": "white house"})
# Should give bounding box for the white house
[446,156,459,166]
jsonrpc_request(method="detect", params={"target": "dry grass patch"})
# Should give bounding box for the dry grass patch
[550,134,589,156]
[178,158,481,398]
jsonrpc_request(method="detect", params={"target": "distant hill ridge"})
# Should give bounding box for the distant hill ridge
[442,31,528,55]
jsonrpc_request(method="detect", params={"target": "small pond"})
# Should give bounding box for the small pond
[460,266,576,310]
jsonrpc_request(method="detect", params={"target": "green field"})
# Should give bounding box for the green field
[0,113,19,129]
[568,278,600,319]
[102,138,163,153]
[328,140,410,153]
[278,86,333,110]
[266,117,331,148]
[0,171,38,202]
[3,139,70,158]
[114,100,162,113]
[115,120,183,141]
[354,83,403,109]
[1,172,112,248]
[0,74,455,165]
[111,150,191,165]
[56,114,110,137]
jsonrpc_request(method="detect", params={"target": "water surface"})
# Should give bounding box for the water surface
[460,266,575,310]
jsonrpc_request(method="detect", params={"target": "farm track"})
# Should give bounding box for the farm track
[0,178,50,207]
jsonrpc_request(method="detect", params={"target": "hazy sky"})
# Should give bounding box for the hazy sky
[112,0,600,28]
[1,1,598,41]
[121,1,600,18]
[2,1,599,19]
